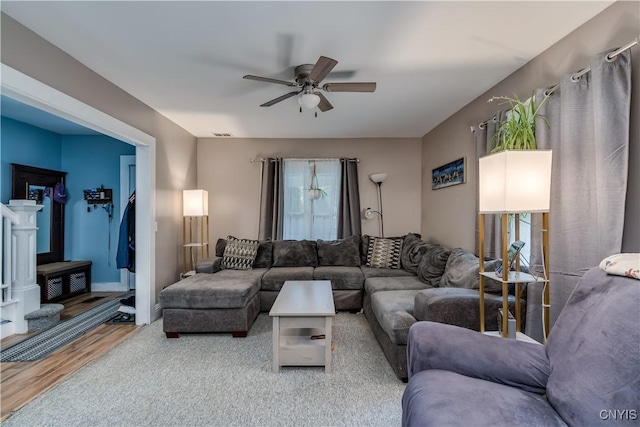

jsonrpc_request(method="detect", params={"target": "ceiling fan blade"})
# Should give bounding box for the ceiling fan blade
[323,82,377,93]
[316,92,334,112]
[308,56,338,83]
[260,90,301,107]
[243,75,297,87]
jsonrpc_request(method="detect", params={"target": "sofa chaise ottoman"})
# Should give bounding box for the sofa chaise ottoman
[159,268,264,338]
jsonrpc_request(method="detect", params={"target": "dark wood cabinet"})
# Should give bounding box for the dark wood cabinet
[36,261,92,303]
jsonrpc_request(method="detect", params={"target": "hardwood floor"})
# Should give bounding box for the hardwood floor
[0,292,141,421]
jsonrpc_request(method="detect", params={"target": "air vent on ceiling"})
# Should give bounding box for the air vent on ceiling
[212,132,234,138]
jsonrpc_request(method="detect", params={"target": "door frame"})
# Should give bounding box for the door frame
[1,63,156,325]
[120,155,136,291]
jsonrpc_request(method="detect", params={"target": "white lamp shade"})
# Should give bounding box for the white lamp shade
[479,150,552,213]
[298,93,321,109]
[369,173,387,184]
[183,189,209,216]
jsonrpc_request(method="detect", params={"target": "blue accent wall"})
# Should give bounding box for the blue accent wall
[1,117,62,203]
[1,117,62,253]
[62,135,135,283]
[1,116,135,285]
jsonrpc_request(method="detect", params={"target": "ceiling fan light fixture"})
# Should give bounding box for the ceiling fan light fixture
[298,92,321,109]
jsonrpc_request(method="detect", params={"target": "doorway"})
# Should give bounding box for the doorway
[1,63,156,325]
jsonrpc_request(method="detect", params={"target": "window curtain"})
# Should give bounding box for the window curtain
[473,110,507,260]
[258,158,284,240]
[337,158,362,238]
[525,49,632,340]
[474,50,631,342]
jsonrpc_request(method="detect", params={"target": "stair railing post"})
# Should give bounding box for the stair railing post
[8,200,43,334]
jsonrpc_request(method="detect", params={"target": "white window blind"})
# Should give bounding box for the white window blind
[282,159,341,240]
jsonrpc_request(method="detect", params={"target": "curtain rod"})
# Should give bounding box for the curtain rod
[250,157,360,163]
[473,36,638,132]
[568,36,638,83]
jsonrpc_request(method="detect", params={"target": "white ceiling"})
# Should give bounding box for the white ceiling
[1,1,613,139]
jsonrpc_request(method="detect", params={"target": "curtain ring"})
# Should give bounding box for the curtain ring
[605,52,616,63]
[570,73,581,82]
[478,123,485,130]
[544,84,559,97]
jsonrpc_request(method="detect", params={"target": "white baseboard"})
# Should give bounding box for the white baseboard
[1,321,16,340]
[92,282,128,292]
[154,303,162,321]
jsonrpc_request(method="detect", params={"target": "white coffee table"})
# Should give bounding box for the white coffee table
[269,280,335,373]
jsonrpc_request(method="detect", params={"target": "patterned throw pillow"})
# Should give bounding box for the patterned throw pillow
[366,237,404,269]
[221,236,260,270]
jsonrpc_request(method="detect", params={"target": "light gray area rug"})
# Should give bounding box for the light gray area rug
[5,312,406,426]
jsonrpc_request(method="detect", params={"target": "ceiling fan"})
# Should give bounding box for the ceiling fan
[243,56,376,115]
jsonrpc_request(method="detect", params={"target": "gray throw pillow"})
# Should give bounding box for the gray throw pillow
[215,238,227,257]
[401,234,429,274]
[360,234,371,265]
[221,236,260,270]
[272,240,318,267]
[366,237,404,269]
[317,235,361,266]
[416,243,452,286]
[253,240,273,269]
[439,248,502,293]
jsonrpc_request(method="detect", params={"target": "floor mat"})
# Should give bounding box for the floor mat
[0,299,121,362]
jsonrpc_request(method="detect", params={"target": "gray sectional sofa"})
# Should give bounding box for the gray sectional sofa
[159,233,523,380]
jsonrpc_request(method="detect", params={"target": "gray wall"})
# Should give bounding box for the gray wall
[421,1,640,253]
[1,13,198,297]
[197,137,422,244]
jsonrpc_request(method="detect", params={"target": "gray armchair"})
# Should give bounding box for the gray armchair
[402,267,640,426]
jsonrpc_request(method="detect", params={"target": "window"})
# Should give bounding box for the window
[282,159,341,240]
[507,214,531,265]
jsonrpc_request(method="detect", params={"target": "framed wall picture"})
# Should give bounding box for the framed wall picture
[432,157,466,190]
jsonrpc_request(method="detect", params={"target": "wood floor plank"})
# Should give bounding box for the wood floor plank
[0,291,139,422]
[1,324,139,421]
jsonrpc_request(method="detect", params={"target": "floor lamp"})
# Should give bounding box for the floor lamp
[183,189,209,275]
[369,173,387,237]
[477,150,552,340]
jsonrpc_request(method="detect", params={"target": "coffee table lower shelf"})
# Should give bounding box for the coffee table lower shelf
[272,317,333,373]
[278,327,327,367]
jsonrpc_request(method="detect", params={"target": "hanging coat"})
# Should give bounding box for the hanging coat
[116,193,135,272]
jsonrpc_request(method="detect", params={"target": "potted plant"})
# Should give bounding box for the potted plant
[488,90,553,153]
[308,162,327,200]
